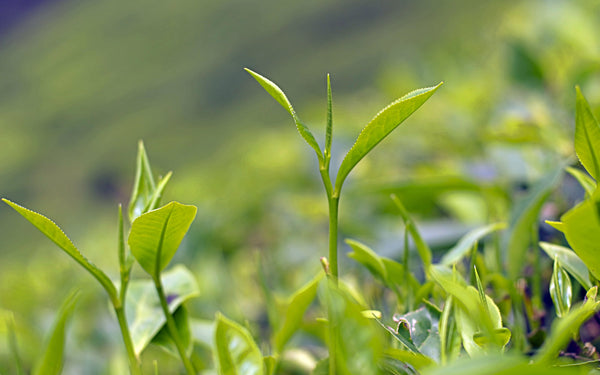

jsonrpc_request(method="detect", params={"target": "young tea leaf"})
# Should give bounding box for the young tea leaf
[334,82,442,193]
[245,68,324,162]
[214,312,264,375]
[33,291,79,375]
[129,140,157,222]
[346,239,388,282]
[539,242,591,290]
[440,223,506,266]
[128,201,197,278]
[575,86,600,180]
[2,199,118,304]
[566,166,596,197]
[550,258,572,318]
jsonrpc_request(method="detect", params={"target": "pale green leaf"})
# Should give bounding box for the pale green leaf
[190,318,214,349]
[575,86,600,180]
[550,258,572,318]
[441,223,506,266]
[2,199,118,304]
[539,242,591,290]
[214,312,264,375]
[545,220,565,232]
[245,68,323,162]
[33,291,78,375]
[335,82,442,192]
[126,265,200,355]
[504,167,563,280]
[274,273,322,353]
[566,166,596,196]
[346,239,387,282]
[128,140,157,222]
[128,201,197,278]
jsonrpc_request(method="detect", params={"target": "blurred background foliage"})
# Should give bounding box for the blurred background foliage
[1,0,600,373]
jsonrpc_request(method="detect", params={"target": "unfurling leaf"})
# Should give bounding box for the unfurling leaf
[550,258,572,318]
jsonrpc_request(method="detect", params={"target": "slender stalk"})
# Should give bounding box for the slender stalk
[114,305,143,375]
[328,196,340,279]
[7,314,24,375]
[154,278,196,375]
[531,223,542,312]
[327,281,338,375]
[403,225,412,312]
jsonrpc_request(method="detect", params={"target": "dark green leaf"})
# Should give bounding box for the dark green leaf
[33,291,78,375]
[396,306,441,362]
[128,201,197,278]
[2,199,118,304]
[335,83,442,193]
[575,86,600,180]
[214,312,264,375]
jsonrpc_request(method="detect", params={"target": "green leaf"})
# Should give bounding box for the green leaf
[396,306,441,362]
[439,297,460,365]
[334,82,442,193]
[504,167,563,280]
[126,265,200,355]
[545,220,565,232]
[566,166,596,196]
[550,258,572,318]
[575,86,600,180]
[2,199,118,304]
[129,140,157,222]
[214,312,264,375]
[128,201,197,278]
[273,272,322,354]
[391,194,432,269]
[346,239,388,282]
[539,242,591,290]
[33,291,79,375]
[440,223,506,266]
[190,318,214,349]
[535,286,600,364]
[151,306,192,357]
[245,68,323,162]
[561,190,600,281]
[383,348,435,372]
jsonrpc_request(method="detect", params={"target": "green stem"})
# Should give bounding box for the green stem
[531,223,541,312]
[114,306,142,375]
[327,280,338,375]
[328,196,340,279]
[154,278,196,375]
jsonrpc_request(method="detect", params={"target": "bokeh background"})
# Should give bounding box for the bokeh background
[1,0,600,373]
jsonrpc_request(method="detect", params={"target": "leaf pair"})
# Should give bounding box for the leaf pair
[246,68,442,195]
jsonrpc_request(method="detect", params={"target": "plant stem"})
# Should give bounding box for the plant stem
[531,223,542,312]
[154,278,196,375]
[328,196,340,279]
[114,305,142,375]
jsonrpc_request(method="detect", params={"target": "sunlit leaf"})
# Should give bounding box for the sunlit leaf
[214,312,264,375]
[128,201,197,278]
[566,166,596,196]
[575,86,600,180]
[126,265,200,355]
[539,242,591,290]
[441,223,506,266]
[2,199,118,304]
[245,68,323,162]
[273,272,322,353]
[550,258,572,318]
[335,82,442,192]
[33,291,79,375]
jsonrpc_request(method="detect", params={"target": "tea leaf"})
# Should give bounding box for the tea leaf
[396,306,441,362]
[384,348,436,372]
[346,239,387,282]
[575,86,600,180]
[245,68,323,162]
[273,272,322,354]
[335,82,442,192]
[505,167,563,280]
[129,140,157,222]
[2,199,118,304]
[441,223,506,266]
[126,265,200,355]
[539,242,591,290]
[566,167,596,197]
[214,312,264,375]
[535,287,600,364]
[128,201,197,278]
[33,291,78,375]
[391,194,432,269]
[151,306,192,357]
[439,297,460,364]
[550,258,572,318]
[561,190,600,281]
